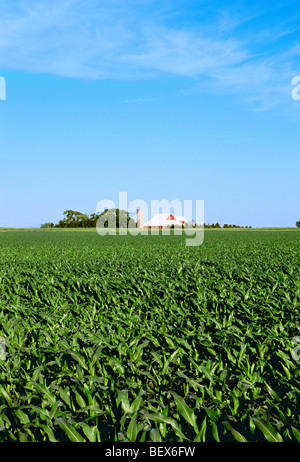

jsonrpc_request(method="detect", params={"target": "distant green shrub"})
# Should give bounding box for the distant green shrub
[40,222,55,228]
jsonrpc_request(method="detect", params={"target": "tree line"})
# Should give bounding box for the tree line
[41,209,134,229]
[41,209,253,229]
[204,223,252,228]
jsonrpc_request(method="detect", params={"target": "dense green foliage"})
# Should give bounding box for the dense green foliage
[41,208,134,229]
[0,229,299,442]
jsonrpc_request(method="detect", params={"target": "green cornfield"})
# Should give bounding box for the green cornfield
[0,228,299,442]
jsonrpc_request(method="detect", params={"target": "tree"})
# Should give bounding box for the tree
[42,208,136,229]
[96,208,135,229]
[40,222,55,228]
[57,210,89,228]
[88,213,102,227]
[296,220,300,228]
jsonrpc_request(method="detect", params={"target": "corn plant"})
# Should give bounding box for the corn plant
[0,229,299,441]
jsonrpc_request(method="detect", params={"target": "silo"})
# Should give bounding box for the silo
[136,208,144,228]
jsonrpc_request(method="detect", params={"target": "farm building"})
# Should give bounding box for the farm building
[142,213,187,229]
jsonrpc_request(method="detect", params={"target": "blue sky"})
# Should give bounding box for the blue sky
[0,0,300,227]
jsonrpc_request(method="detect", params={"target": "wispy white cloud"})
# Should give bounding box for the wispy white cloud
[123,26,248,77]
[0,0,299,113]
